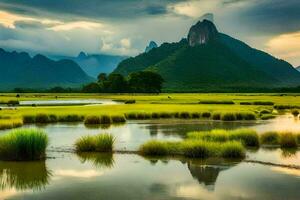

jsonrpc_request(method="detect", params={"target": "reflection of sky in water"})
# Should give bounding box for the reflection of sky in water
[1,154,300,200]
[1,116,300,199]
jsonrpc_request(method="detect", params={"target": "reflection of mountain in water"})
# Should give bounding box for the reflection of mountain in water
[187,160,236,191]
[0,161,51,191]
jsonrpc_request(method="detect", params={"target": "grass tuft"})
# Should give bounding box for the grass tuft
[279,132,297,148]
[75,133,115,152]
[0,128,48,161]
[260,131,279,145]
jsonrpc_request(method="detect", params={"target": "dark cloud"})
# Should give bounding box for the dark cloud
[235,0,300,34]
[0,0,185,21]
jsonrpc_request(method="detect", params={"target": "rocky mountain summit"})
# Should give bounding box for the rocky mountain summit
[187,20,218,46]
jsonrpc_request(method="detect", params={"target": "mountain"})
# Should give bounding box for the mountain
[114,20,300,91]
[297,66,300,72]
[0,48,93,90]
[145,41,158,53]
[51,52,127,78]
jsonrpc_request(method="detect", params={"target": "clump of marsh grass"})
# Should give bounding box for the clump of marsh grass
[260,114,276,120]
[221,113,236,121]
[0,119,23,130]
[253,101,274,106]
[179,112,191,119]
[139,139,245,159]
[279,132,298,148]
[111,115,126,123]
[58,114,84,122]
[84,116,101,125]
[220,141,245,158]
[139,140,170,156]
[201,112,211,118]
[35,114,50,123]
[0,128,48,161]
[199,100,234,105]
[191,112,201,119]
[229,129,259,147]
[187,128,259,147]
[23,115,36,123]
[291,109,299,117]
[212,112,221,120]
[75,133,115,152]
[260,131,279,145]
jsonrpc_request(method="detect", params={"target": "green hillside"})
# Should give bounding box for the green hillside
[114,20,300,92]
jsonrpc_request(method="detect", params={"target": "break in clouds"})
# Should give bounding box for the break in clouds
[0,0,299,65]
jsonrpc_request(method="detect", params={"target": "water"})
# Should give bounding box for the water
[19,99,121,106]
[1,115,300,199]
[1,152,300,200]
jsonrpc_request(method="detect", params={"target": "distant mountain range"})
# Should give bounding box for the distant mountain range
[0,48,93,90]
[51,52,127,78]
[114,20,300,91]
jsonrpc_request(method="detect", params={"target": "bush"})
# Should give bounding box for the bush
[75,134,115,152]
[201,112,211,118]
[291,109,299,117]
[0,128,48,161]
[84,116,101,125]
[279,133,297,148]
[260,131,279,145]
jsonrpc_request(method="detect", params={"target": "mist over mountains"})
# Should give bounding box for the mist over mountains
[51,52,127,78]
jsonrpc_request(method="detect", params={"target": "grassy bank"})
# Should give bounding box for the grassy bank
[0,128,48,161]
[0,119,23,130]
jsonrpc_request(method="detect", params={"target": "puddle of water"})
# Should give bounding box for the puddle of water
[0,153,300,200]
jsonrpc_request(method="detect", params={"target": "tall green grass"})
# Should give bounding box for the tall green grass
[75,133,115,152]
[0,129,48,161]
[0,119,23,130]
[187,128,259,147]
[260,131,280,145]
[139,140,245,159]
[199,100,234,105]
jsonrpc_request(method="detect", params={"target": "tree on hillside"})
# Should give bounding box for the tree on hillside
[128,71,164,93]
[106,73,128,92]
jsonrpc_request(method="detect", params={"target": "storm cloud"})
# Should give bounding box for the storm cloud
[0,0,299,65]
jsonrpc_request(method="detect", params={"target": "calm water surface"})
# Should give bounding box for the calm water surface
[1,115,300,199]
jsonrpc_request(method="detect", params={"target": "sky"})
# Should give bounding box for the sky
[0,0,299,66]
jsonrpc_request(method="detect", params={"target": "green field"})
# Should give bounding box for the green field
[0,93,299,120]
